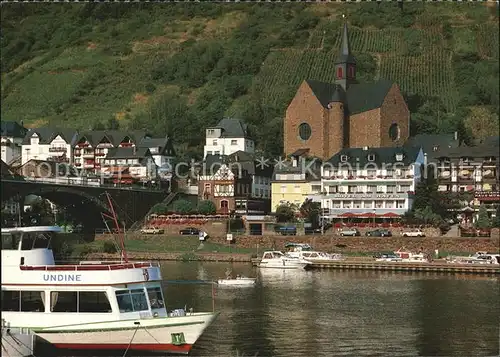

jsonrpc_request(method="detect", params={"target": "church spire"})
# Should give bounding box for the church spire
[334,15,356,91]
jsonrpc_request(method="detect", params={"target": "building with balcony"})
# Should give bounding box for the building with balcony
[21,128,78,165]
[198,151,272,215]
[318,146,424,220]
[203,118,255,158]
[432,140,499,193]
[1,121,28,166]
[271,150,322,211]
[73,130,151,172]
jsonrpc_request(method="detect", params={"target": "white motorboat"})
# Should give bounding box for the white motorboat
[257,251,309,269]
[394,248,429,263]
[284,243,344,262]
[446,251,500,265]
[1,225,218,355]
[217,277,256,286]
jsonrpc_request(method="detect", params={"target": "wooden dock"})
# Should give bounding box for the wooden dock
[252,259,500,274]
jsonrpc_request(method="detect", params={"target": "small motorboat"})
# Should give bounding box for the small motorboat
[217,277,256,286]
[217,269,256,287]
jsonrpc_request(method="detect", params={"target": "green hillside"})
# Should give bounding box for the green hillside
[1,3,498,158]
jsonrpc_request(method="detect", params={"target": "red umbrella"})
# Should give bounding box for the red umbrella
[360,212,377,218]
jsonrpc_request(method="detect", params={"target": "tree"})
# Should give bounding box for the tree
[299,198,320,228]
[197,200,216,215]
[171,199,194,214]
[475,204,491,229]
[464,106,499,142]
[150,203,168,215]
[275,203,297,223]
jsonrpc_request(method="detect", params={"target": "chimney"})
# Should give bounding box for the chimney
[362,146,369,151]
[133,146,136,155]
[292,156,298,167]
[424,153,428,166]
[454,131,458,141]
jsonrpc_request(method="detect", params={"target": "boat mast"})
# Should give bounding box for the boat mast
[103,192,128,263]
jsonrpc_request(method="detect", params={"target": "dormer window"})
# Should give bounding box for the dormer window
[341,155,348,162]
[368,154,375,162]
[433,146,439,152]
[395,154,403,161]
[212,140,217,146]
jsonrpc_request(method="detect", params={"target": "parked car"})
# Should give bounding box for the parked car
[275,225,297,236]
[365,229,392,237]
[402,229,426,237]
[140,227,164,235]
[340,228,361,237]
[179,227,201,235]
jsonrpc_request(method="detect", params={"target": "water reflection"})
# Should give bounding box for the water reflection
[161,263,499,357]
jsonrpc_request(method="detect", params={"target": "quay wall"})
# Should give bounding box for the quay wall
[96,234,499,255]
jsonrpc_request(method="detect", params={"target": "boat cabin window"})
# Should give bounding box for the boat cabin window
[50,291,112,313]
[1,290,44,312]
[21,232,52,250]
[263,252,273,259]
[147,287,165,309]
[2,233,21,250]
[116,289,149,313]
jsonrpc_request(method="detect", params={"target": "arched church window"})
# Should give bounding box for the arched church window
[298,123,312,141]
[336,67,343,79]
[389,123,400,141]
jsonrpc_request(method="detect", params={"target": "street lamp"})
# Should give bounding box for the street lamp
[372,208,376,227]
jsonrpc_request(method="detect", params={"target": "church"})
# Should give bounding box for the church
[284,20,410,161]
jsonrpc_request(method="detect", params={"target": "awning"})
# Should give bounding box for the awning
[381,212,400,217]
[339,212,357,217]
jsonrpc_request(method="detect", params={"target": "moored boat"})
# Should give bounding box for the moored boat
[217,277,256,286]
[1,225,217,355]
[257,251,309,269]
[284,242,344,262]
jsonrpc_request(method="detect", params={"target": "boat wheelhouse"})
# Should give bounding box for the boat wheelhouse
[1,226,217,355]
[284,242,344,262]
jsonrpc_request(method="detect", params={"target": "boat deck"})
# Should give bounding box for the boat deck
[19,261,158,271]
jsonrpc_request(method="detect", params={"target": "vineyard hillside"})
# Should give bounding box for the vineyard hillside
[1,3,498,158]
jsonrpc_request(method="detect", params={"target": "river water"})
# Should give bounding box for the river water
[162,262,499,357]
[39,261,499,357]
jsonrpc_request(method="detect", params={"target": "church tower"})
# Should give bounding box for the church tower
[334,16,356,91]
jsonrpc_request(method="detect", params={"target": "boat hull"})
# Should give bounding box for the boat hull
[258,261,308,269]
[217,278,256,286]
[33,313,217,355]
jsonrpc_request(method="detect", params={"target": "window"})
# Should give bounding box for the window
[2,233,20,250]
[207,129,214,135]
[2,290,21,311]
[348,185,357,193]
[51,291,77,312]
[389,123,400,141]
[231,140,237,145]
[397,200,405,208]
[386,186,396,193]
[298,123,312,141]
[348,65,355,78]
[336,66,343,79]
[395,154,403,161]
[386,202,394,209]
[353,201,362,208]
[116,289,148,313]
[204,183,211,193]
[368,154,375,162]
[212,140,218,146]
[294,185,301,193]
[341,155,348,162]
[281,185,286,193]
[214,151,220,155]
[79,292,112,313]
[147,287,165,310]
[364,202,373,209]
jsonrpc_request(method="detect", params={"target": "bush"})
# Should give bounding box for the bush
[171,199,194,214]
[197,200,216,215]
[102,240,118,254]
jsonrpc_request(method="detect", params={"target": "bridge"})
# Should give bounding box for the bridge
[1,177,171,231]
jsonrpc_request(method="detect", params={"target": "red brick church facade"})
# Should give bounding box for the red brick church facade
[284,21,410,160]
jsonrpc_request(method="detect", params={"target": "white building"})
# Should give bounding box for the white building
[317,147,425,219]
[138,136,176,182]
[21,128,78,165]
[203,118,255,158]
[1,121,28,165]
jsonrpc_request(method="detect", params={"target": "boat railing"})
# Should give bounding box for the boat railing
[19,261,160,271]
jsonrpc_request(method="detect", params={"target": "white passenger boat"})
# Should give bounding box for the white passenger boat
[446,251,500,265]
[257,251,309,269]
[1,225,218,355]
[284,243,344,262]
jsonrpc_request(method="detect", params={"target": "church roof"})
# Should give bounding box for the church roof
[306,79,393,115]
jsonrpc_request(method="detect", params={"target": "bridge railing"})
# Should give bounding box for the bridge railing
[18,176,164,191]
